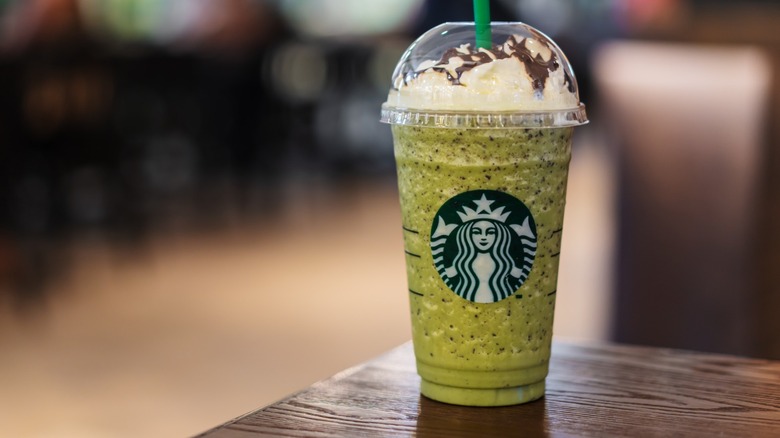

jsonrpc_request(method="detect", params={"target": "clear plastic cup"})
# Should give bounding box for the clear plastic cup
[380,22,587,406]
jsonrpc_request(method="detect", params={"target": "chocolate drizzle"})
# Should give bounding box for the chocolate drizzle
[406,34,574,94]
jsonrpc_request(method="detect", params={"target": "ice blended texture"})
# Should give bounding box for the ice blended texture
[395,126,570,405]
[381,23,586,406]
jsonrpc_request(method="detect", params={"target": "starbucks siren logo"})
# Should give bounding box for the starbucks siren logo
[431,190,537,303]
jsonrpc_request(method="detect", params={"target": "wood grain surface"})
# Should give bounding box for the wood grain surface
[196,341,780,437]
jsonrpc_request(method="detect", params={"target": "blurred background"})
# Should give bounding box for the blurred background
[1,0,779,436]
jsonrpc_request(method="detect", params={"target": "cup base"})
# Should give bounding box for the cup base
[420,379,545,407]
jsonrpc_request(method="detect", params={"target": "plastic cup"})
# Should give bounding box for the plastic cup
[380,22,587,406]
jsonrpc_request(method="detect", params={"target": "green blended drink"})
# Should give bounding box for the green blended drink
[381,22,587,406]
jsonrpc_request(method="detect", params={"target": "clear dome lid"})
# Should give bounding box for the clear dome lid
[380,22,587,128]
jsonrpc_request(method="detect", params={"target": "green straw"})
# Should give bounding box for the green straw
[473,0,492,49]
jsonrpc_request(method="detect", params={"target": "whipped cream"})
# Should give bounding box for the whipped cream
[386,35,579,112]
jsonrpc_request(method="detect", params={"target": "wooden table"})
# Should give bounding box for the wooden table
[197,341,780,437]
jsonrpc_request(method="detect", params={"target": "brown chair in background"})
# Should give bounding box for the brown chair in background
[593,41,772,357]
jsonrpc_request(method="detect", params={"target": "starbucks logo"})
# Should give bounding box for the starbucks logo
[431,190,537,303]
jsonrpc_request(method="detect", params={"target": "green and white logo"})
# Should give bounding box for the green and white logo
[431,190,537,303]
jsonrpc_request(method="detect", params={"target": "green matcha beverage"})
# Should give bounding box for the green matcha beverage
[380,21,587,406]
